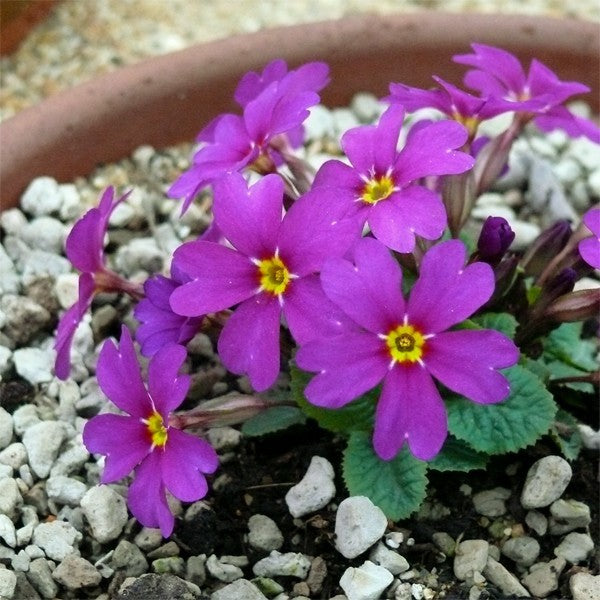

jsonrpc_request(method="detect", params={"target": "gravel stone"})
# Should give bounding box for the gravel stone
[80,485,128,543]
[1,294,52,345]
[211,578,268,600]
[369,542,410,575]
[285,455,336,518]
[49,436,90,477]
[0,407,14,450]
[206,426,242,451]
[185,554,206,588]
[146,541,180,560]
[520,456,572,509]
[32,520,82,561]
[21,177,63,217]
[570,572,600,600]
[339,560,394,600]
[548,499,591,534]
[114,573,198,600]
[306,556,327,595]
[0,442,27,470]
[114,237,165,276]
[27,557,59,599]
[21,250,71,287]
[134,527,164,552]
[20,216,67,254]
[335,496,388,559]
[54,273,79,309]
[453,540,489,581]
[151,556,185,576]
[206,554,243,582]
[472,487,511,517]
[0,513,17,547]
[509,220,542,251]
[522,557,566,598]
[501,536,540,567]
[483,557,530,598]
[13,348,55,385]
[52,554,102,589]
[11,405,40,436]
[248,514,284,552]
[0,346,13,377]
[11,548,31,572]
[0,569,17,599]
[525,510,548,536]
[0,477,23,518]
[22,421,66,478]
[46,475,88,506]
[554,532,594,564]
[252,550,312,579]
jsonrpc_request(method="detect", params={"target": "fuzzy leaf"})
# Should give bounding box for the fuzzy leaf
[446,365,557,454]
[471,312,518,339]
[546,360,595,393]
[343,431,428,520]
[428,436,489,472]
[550,409,583,462]
[544,322,597,372]
[241,406,306,437]
[290,364,375,432]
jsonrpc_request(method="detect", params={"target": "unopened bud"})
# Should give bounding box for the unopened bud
[521,220,572,277]
[476,216,515,265]
[545,288,600,323]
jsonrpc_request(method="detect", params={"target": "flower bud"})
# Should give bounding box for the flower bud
[476,216,515,265]
[545,288,600,323]
[521,220,572,277]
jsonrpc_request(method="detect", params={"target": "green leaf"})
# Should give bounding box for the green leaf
[544,322,598,372]
[550,409,583,462]
[428,436,489,472]
[545,360,595,393]
[290,364,375,432]
[241,406,306,437]
[343,431,428,520]
[447,365,557,454]
[471,312,518,339]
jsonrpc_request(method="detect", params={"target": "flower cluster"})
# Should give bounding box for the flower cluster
[55,47,600,534]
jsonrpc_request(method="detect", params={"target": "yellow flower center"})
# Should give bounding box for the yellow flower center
[385,324,426,364]
[451,112,479,137]
[145,410,168,447]
[258,255,291,296]
[361,174,395,205]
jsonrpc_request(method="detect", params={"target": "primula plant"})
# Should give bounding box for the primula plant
[54,45,600,532]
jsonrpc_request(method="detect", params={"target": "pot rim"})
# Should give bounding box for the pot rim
[1,11,598,211]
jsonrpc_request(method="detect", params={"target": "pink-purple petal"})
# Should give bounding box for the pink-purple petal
[407,240,494,333]
[128,452,174,537]
[217,293,281,392]
[147,345,190,416]
[95,326,151,418]
[82,414,150,482]
[425,329,518,404]
[170,241,257,316]
[297,332,388,408]
[320,237,404,333]
[212,173,282,258]
[373,364,447,461]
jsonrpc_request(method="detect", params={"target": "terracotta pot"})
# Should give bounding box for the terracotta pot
[1,12,598,211]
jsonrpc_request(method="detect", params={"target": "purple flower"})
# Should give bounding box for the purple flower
[134,262,204,357]
[453,43,600,142]
[312,104,474,252]
[296,237,519,461]
[579,207,600,269]
[82,326,218,537]
[476,216,515,264]
[54,187,142,380]
[169,173,358,391]
[168,60,329,213]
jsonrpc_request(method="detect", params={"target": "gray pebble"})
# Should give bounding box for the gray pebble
[525,510,548,536]
[304,105,335,141]
[22,421,66,478]
[332,108,360,139]
[133,527,164,552]
[46,475,88,506]
[334,496,387,560]
[0,247,20,296]
[252,550,311,579]
[1,208,28,236]
[472,487,511,517]
[501,536,540,567]
[0,513,17,547]
[114,237,165,276]
[0,478,23,519]
[570,572,600,600]
[32,520,82,561]
[453,540,489,581]
[206,426,242,452]
[339,560,394,600]
[549,499,591,535]
[1,294,52,345]
[522,557,565,598]
[185,554,206,588]
[206,554,243,583]
[12,405,40,436]
[0,569,17,599]
[351,92,385,123]
[567,137,600,171]
[285,456,336,518]
[553,157,582,187]
[21,177,63,217]
[20,217,67,254]
[369,542,410,575]
[248,514,284,552]
[146,540,180,559]
[11,549,31,572]
[509,220,542,252]
[0,407,14,450]
[27,557,59,599]
[111,540,149,577]
[210,578,268,600]
[21,250,70,287]
[151,556,185,576]
[483,557,530,598]
[80,485,128,543]
[520,456,572,509]
[0,346,13,377]
[13,348,55,386]
[0,443,27,471]
[52,554,102,589]
[554,532,594,564]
